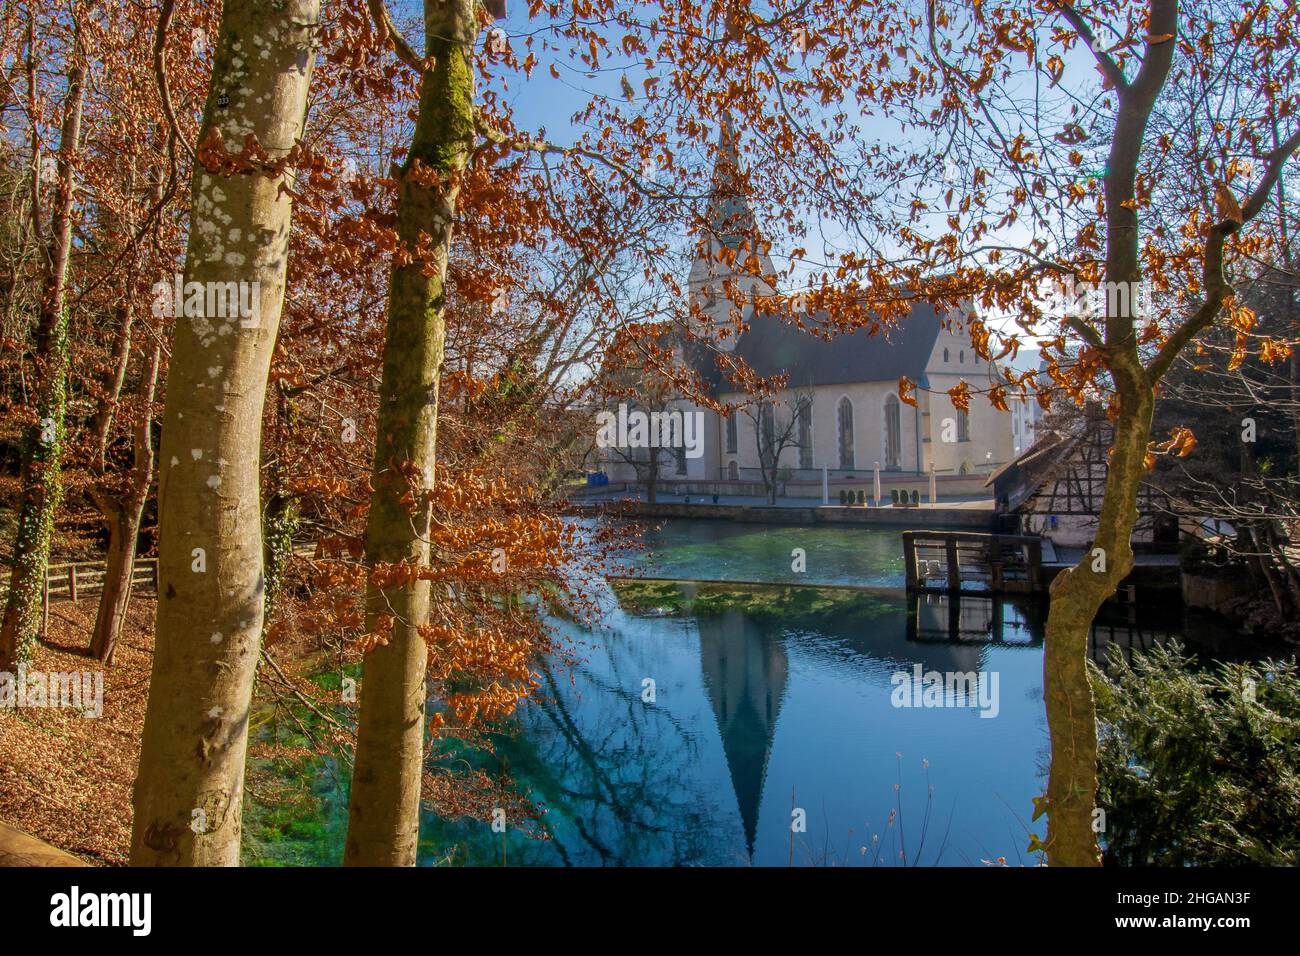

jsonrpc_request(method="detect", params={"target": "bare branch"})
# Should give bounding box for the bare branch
[367,0,426,74]
[1147,127,1300,380]
[1050,0,1128,91]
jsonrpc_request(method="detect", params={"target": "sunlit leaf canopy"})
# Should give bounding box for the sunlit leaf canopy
[8,1,1296,430]
[6,0,1295,561]
[35,0,1278,426]
[425,0,1298,421]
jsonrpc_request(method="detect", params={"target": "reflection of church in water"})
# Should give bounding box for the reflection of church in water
[696,609,788,857]
[693,591,1236,860]
[694,594,1029,859]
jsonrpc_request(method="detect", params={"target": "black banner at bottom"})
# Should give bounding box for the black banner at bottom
[0,865,1285,942]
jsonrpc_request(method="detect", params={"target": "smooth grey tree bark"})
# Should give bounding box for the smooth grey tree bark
[130,0,319,866]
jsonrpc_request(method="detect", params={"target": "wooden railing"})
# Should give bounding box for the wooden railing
[902,531,1044,594]
[19,540,317,640]
[44,558,158,601]
[32,558,158,640]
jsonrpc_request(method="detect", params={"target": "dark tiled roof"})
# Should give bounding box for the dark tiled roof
[707,300,946,392]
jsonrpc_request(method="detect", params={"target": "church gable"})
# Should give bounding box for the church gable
[922,318,994,381]
[597,118,1017,486]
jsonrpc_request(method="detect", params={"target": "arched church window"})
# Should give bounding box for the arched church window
[837,397,855,470]
[725,412,737,454]
[797,399,813,470]
[884,394,902,470]
[760,403,775,450]
[727,460,739,480]
[943,348,949,363]
[957,408,970,442]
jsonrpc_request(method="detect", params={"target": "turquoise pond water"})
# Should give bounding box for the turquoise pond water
[611,521,908,588]
[248,520,1236,867]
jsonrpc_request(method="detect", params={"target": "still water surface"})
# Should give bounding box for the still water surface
[254,520,1228,866]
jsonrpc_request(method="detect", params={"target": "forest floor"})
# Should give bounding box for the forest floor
[0,590,358,866]
[0,597,153,865]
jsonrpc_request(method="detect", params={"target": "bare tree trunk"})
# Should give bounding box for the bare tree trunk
[94,298,135,464]
[1042,371,1152,867]
[646,455,659,503]
[0,25,85,671]
[1040,0,1177,866]
[344,0,479,867]
[89,167,164,663]
[130,0,318,866]
[91,340,160,663]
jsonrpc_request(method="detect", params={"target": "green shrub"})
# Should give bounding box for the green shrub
[1092,643,1300,866]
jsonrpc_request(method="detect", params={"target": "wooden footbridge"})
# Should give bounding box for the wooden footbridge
[901,531,1045,595]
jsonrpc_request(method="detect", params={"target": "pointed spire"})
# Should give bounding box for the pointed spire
[718,109,739,166]
[705,112,757,250]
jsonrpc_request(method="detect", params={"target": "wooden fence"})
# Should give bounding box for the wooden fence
[20,541,318,639]
[36,558,158,640]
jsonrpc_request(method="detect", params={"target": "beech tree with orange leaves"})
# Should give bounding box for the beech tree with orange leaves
[0,3,86,671]
[327,0,1300,867]
[814,0,1299,865]
[129,0,321,866]
[334,0,965,865]
[341,0,486,867]
[1,0,1294,874]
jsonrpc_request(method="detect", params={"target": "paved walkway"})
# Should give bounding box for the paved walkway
[575,489,996,510]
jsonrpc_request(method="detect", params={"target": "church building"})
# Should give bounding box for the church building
[597,122,1016,494]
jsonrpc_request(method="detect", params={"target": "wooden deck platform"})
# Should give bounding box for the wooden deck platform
[902,531,1045,594]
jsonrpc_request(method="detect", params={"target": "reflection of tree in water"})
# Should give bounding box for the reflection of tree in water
[512,646,735,866]
[487,586,1240,867]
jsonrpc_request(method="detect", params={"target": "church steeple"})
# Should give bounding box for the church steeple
[705,112,758,250]
[687,114,776,350]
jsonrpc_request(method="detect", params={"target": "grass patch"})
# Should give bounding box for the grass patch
[609,578,897,627]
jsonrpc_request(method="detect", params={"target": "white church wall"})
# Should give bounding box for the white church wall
[921,320,1016,477]
[924,372,1016,477]
[717,382,927,477]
